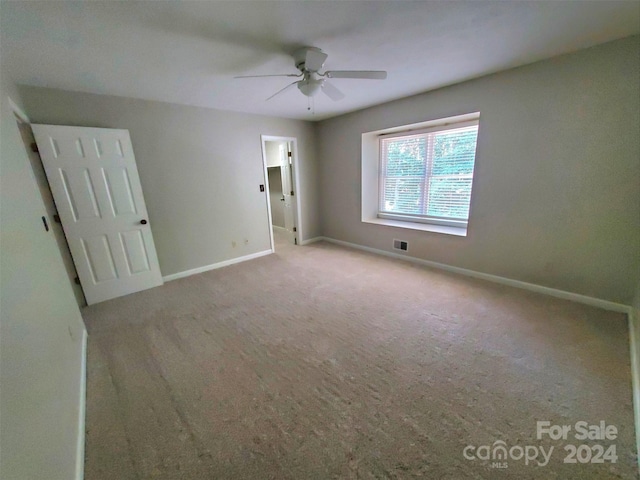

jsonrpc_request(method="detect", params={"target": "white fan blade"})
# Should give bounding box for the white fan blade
[325,70,387,80]
[321,81,345,101]
[266,80,300,101]
[305,49,328,72]
[235,73,301,78]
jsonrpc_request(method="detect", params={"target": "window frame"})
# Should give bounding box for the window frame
[377,119,479,229]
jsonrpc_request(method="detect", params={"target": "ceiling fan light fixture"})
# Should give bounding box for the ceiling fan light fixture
[297,78,323,97]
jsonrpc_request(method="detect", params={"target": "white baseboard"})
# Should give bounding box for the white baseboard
[628,308,640,471]
[162,249,273,282]
[76,328,88,480]
[321,236,631,314]
[299,236,324,246]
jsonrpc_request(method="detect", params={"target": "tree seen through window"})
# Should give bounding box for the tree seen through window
[381,125,478,222]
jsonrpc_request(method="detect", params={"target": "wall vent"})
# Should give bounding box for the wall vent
[393,239,408,251]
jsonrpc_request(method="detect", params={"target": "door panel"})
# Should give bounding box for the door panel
[59,168,102,220]
[120,230,151,274]
[102,166,137,216]
[81,234,117,283]
[32,125,163,304]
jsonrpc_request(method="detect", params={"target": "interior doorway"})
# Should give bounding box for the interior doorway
[261,136,301,250]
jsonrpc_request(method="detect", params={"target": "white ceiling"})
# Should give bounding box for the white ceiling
[1,1,639,121]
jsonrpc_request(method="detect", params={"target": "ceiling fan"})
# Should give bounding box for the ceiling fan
[234,47,387,102]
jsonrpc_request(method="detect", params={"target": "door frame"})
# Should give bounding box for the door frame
[13,115,87,306]
[9,99,89,306]
[260,135,302,250]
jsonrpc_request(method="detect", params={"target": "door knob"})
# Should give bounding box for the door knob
[140,219,148,225]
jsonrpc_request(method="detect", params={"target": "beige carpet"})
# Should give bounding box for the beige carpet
[82,231,636,479]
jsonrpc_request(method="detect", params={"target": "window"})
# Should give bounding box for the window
[378,120,479,228]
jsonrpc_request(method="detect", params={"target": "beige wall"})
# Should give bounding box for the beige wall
[17,87,320,277]
[1,73,86,478]
[317,36,640,304]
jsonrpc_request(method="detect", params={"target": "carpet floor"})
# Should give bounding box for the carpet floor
[82,231,636,479]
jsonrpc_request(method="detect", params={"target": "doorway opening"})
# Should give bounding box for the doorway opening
[261,136,301,251]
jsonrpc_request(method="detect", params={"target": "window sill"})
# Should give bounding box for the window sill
[363,217,468,237]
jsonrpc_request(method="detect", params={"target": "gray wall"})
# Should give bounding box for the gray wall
[1,73,86,478]
[18,87,319,277]
[317,36,640,304]
[268,167,285,228]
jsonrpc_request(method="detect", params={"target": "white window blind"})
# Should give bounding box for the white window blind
[379,121,479,227]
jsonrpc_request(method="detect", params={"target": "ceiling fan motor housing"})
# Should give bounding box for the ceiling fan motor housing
[294,47,326,72]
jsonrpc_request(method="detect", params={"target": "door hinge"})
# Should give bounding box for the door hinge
[287,151,292,157]
[293,227,297,232]
[74,277,81,285]
[290,190,294,196]
[53,214,61,223]
[30,142,39,153]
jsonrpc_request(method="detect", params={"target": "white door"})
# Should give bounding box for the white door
[279,143,296,244]
[32,124,163,305]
